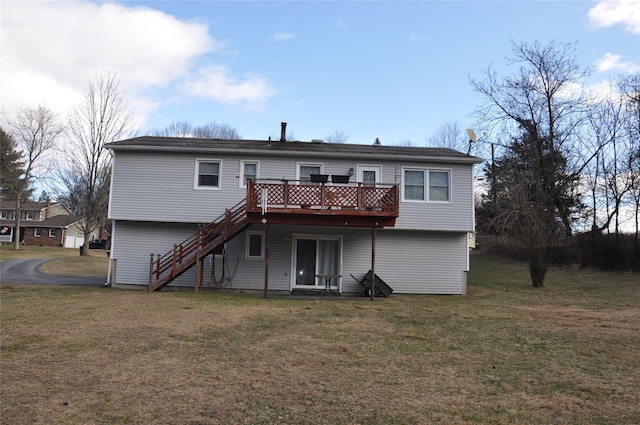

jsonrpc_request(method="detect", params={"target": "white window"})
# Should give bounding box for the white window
[403,169,425,201]
[402,168,451,202]
[240,160,259,188]
[245,231,264,259]
[34,228,42,237]
[297,163,323,183]
[194,159,222,190]
[49,228,57,238]
[21,211,35,220]
[429,170,451,202]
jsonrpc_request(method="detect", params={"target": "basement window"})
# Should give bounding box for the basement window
[246,231,264,260]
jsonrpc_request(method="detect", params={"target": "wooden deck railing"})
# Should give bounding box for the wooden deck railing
[246,179,399,214]
[148,200,248,291]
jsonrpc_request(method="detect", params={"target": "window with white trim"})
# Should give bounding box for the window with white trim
[246,231,264,259]
[402,168,451,202]
[21,211,35,220]
[34,228,42,237]
[194,159,222,189]
[297,163,323,183]
[404,169,425,201]
[240,160,259,188]
[49,228,57,238]
[429,170,451,202]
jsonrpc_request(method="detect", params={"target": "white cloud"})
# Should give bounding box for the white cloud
[595,52,640,73]
[180,66,275,112]
[0,1,274,124]
[273,32,295,42]
[588,0,640,34]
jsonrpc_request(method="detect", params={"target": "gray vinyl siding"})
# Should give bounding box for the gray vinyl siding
[395,164,475,232]
[111,221,468,294]
[111,220,200,286]
[109,150,475,231]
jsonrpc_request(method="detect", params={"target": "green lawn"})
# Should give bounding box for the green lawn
[1,253,638,424]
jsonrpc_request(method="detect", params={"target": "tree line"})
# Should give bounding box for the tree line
[470,41,639,283]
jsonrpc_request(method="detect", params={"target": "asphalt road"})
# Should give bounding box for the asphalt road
[0,258,106,286]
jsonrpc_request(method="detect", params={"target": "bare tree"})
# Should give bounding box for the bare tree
[619,73,640,261]
[325,129,350,144]
[150,120,241,139]
[5,105,62,249]
[471,40,590,287]
[583,85,628,234]
[193,121,241,139]
[150,120,194,137]
[58,73,135,255]
[425,120,468,152]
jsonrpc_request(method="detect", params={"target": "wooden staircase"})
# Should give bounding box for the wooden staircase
[148,200,249,291]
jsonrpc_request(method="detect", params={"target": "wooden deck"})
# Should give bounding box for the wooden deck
[246,179,399,227]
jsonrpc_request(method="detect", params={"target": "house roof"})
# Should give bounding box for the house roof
[0,200,60,210]
[106,136,484,164]
[0,214,82,229]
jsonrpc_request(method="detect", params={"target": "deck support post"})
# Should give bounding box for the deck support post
[263,222,270,298]
[195,225,202,292]
[371,227,376,301]
[148,253,154,291]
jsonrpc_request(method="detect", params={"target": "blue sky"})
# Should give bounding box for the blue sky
[2,0,639,146]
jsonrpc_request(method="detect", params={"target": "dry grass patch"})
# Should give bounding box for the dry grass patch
[1,254,639,424]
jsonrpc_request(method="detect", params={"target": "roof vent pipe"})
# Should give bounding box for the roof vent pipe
[280,122,287,142]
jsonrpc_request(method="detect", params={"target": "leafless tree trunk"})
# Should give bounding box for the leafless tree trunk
[5,105,62,249]
[58,73,135,255]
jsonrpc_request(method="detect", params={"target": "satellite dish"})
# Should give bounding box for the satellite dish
[466,129,477,143]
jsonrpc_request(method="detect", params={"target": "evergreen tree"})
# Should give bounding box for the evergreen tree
[0,127,30,201]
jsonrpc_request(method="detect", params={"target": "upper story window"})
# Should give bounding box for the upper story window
[402,168,451,203]
[194,159,222,190]
[297,163,323,183]
[429,170,451,202]
[240,160,259,188]
[21,211,35,220]
[1,211,16,220]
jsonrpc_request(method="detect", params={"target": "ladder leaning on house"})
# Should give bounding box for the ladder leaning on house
[148,199,249,291]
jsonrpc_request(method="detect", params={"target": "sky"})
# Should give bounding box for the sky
[1,0,639,146]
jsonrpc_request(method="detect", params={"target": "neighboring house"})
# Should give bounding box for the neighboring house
[106,132,482,295]
[0,200,92,248]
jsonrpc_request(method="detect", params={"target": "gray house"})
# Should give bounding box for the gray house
[106,132,482,295]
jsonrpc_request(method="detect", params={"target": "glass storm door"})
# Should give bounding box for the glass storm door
[357,165,382,184]
[293,237,341,288]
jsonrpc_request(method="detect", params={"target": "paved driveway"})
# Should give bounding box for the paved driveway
[0,258,106,286]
